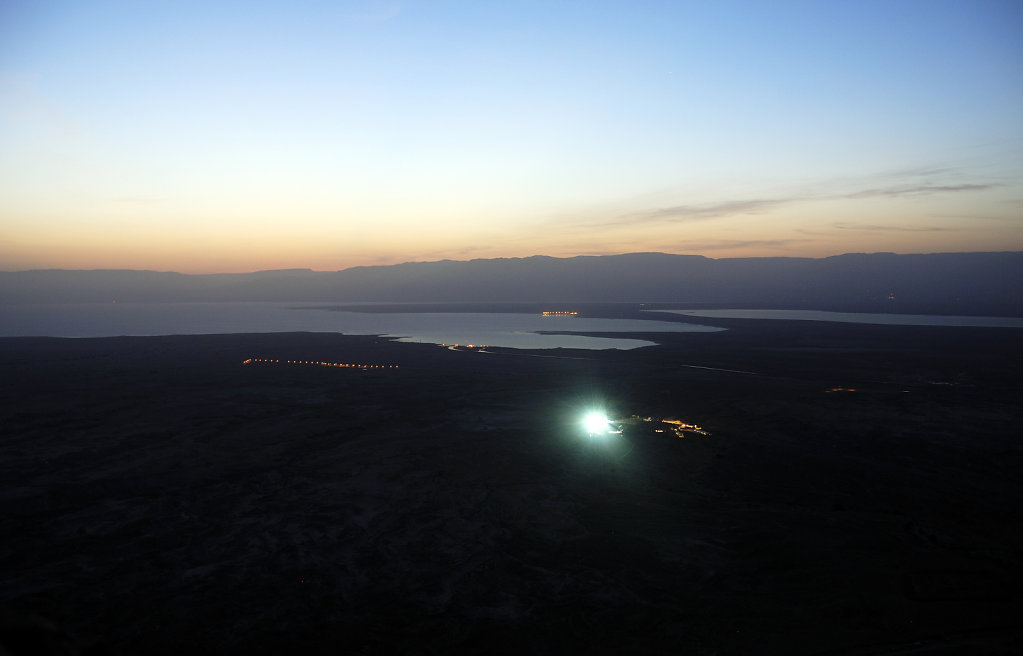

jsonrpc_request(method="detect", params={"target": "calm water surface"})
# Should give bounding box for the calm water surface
[0,302,724,350]
[652,308,1023,327]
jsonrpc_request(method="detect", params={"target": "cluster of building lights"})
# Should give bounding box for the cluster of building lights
[243,358,398,369]
[659,418,709,436]
[583,413,710,438]
[541,311,578,316]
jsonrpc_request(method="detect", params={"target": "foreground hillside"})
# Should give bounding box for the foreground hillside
[2,319,1022,654]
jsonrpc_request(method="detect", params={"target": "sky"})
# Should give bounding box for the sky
[1,0,1021,273]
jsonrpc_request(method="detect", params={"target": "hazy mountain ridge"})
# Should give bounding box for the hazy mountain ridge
[3,251,1021,315]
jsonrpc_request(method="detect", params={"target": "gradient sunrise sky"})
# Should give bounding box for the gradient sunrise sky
[2,0,1021,273]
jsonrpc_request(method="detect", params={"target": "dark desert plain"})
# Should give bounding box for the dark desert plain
[2,306,1023,655]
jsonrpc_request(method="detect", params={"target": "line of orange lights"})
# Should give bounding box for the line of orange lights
[824,387,857,393]
[243,358,398,369]
[541,311,578,316]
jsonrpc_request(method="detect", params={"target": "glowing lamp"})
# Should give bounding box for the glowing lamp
[582,411,610,435]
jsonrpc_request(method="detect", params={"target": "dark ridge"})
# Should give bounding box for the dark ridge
[2,251,1021,315]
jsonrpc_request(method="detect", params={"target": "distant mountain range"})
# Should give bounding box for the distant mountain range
[3,251,1022,315]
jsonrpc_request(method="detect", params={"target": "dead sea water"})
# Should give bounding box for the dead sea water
[0,302,724,349]
[651,308,1023,328]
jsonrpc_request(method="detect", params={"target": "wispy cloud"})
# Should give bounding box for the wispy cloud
[605,177,996,228]
[665,238,811,251]
[842,183,996,200]
[928,212,1015,222]
[613,198,790,225]
[874,165,953,179]
[416,244,493,262]
[832,222,955,232]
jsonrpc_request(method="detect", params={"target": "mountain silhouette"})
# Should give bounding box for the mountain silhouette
[3,251,1021,315]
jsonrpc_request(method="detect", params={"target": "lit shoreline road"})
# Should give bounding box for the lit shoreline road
[243,358,398,370]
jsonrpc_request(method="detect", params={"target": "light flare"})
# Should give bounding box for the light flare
[582,411,610,435]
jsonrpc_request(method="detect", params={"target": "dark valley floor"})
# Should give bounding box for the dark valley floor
[2,321,1022,654]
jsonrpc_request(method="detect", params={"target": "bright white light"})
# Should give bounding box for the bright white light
[583,411,609,435]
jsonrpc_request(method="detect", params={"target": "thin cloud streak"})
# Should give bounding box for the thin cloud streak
[666,238,811,251]
[842,183,996,199]
[608,180,996,227]
[613,199,789,225]
[874,165,953,179]
[832,222,955,232]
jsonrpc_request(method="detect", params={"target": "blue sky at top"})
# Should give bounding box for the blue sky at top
[1,1,1021,271]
